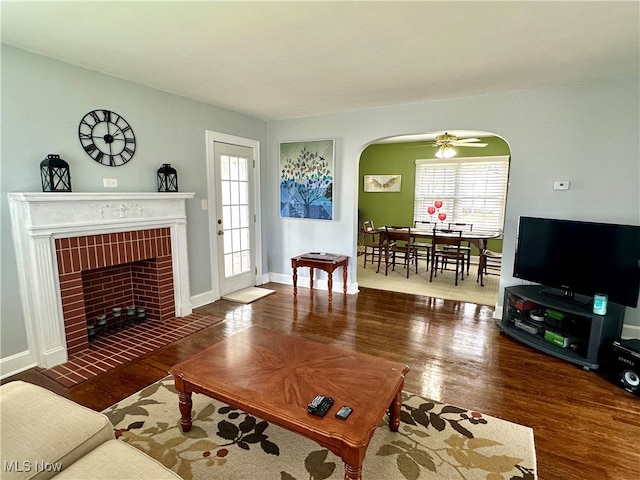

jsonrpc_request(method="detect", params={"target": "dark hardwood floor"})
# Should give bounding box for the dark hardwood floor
[4,282,639,480]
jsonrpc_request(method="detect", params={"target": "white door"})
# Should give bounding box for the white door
[213,142,256,296]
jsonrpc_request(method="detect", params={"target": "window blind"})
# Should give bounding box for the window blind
[414,155,510,233]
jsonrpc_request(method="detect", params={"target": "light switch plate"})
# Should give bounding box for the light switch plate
[103,178,118,188]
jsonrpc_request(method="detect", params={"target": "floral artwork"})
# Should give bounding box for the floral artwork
[280,139,334,220]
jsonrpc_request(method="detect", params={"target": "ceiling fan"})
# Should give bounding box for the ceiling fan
[408,132,488,159]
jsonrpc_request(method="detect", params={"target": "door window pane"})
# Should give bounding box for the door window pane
[221,152,252,277]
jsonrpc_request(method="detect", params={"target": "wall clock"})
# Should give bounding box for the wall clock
[78,109,136,166]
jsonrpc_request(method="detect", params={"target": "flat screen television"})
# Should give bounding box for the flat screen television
[514,216,640,308]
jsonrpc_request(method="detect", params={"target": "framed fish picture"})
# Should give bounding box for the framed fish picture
[364,175,402,192]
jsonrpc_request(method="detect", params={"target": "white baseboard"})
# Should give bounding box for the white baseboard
[621,323,640,340]
[269,272,290,285]
[190,290,218,309]
[0,350,37,380]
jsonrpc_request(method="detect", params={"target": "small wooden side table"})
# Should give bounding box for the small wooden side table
[291,253,349,301]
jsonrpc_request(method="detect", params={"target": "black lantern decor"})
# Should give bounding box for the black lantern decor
[40,154,71,192]
[157,163,178,192]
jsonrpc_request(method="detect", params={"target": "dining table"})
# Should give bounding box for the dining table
[407,228,501,250]
[376,226,501,275]
[377,227,500,250]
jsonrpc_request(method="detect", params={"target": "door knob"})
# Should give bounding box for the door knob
[217,230,224,236]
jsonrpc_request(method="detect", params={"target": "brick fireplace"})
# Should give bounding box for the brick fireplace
[56,228,175,356]
[8,192,194,368]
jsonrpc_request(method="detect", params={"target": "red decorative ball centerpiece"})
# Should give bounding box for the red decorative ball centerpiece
[434,200,443,209]
[438,212,447,223]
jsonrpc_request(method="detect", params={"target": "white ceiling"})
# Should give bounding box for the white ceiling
[2,1,638,121]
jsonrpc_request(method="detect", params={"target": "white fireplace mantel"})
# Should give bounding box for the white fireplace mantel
[8,192,195,368]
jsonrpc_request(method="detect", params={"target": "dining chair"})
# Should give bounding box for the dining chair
[446,222,473,274]
[477,248,502,286]
[381,226,418,278]
[410,220,435,271]
[430,227,465,286]
[361,220,383,269]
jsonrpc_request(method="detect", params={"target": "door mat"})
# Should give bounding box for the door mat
[222,287,276,304]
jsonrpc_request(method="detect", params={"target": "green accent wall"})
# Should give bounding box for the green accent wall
[358,135,510,253]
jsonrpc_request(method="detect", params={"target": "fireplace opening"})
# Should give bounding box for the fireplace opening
[82,258,171,340]
[56,228,175,356]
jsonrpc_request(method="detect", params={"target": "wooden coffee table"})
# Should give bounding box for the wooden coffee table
[170,326,409,480]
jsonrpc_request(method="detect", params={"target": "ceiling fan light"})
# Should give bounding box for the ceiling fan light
[436,145,456,159]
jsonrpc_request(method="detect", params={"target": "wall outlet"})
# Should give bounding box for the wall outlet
[553,180,570,190]
[103,178,118,188]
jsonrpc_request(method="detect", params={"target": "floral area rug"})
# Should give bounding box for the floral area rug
[103,376,536,480]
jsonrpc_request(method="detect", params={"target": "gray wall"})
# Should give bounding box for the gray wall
[1,46,267,362]
[266,78,640,332]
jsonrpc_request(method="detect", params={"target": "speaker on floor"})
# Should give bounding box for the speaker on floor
[608,338,640,397]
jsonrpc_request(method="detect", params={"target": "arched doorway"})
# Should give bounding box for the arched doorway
[356,130,511,307]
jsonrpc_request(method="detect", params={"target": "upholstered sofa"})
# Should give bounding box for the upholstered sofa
[0,381,181,480]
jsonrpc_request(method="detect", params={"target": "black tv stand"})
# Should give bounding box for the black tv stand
[499,285,625,370]
[539,288,591,305]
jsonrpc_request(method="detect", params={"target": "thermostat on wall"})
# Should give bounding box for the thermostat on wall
[553,180,570,190]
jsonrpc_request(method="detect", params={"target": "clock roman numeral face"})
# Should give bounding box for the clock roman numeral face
[78,109,136,167]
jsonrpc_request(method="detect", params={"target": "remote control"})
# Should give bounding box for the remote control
[314,396,334,417]
[307,395,334,416]
[307,395,324,413]
[335,405,352,420]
